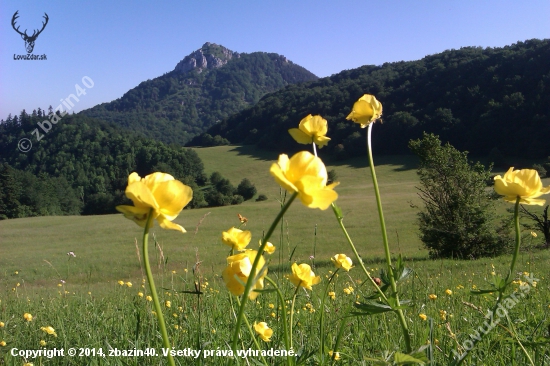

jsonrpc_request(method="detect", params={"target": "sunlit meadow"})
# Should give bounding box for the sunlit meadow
[1,97,550,365]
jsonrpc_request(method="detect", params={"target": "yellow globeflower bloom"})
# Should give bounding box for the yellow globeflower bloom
[137,292,144,298]
[331,254,353,271]
[346,94,383,128]
[428,294,437,300]
[419,313,428,321]
[222,227,252,251]
[494,168,550,205]
[40,340,47,346]
[445,289,453,296]
[253,322,273,342]
[0,322,4,328]
[260,240,276,254]
[165,301,171,308]
[222,250,267,300]
[126,282,132,287]
[40,326,57,337]
[270,151,338,210]
[328,350,341,360]
[116,172,193,232]
[146,296,152,302]
[328,291,336,300]
[0,341,6,347]
[23,313,33,322]
[286,263,321,290]
[288,114,331,148]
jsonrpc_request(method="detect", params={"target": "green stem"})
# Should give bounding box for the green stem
[236,297,270,366]
[142,209,175,366]
[265,276,293,365]
[366,123,411,353]
[289,282,301,349]
[320,270,339,362]
[231,192,298,353]
[452,196,523,365]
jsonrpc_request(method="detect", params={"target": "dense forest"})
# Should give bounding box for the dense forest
[82,43,318,145]
[205,39,550,160]
[0,110,255,219]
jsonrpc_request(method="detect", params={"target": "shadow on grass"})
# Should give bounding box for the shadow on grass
[226,145,420,172]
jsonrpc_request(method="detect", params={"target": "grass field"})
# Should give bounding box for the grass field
[1,146,549,365]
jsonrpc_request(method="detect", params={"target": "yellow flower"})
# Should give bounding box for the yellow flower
[268,303,275,309]
[439,310,447,321]
[0,341,5,347]
[116,172,193,232]
[222,227,252,251]
[253,322,273,342]
[118,280,124,286]
[165,301,171,308]
[23,313,33,322]
[346,94,383,128]
[270,151,338,210]
[428,294,437,300]
[445,289,453,296]
[419,313,427,321]
[261,240,276,254]
[286,263,321,290]
[288,114,331,148]
[328,291,336,300]
[40,326,57,337]
[146,296,152,302]
[0,322,4,328]
[493,168,550,205]
[328,350,341,360]
[138,292,144,297]
[331,254,353,271]
[222,250,267,300]
[24,363,34,366]
[531,231,538,238]
[125,282,132,288]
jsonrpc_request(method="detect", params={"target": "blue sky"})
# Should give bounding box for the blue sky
[1,0,549,119]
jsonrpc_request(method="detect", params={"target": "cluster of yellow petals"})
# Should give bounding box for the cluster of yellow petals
[253,321,273,342]
[40,326,57,337]
[23,313,33,322]
[286,263,321,290]
[116,172,193,232]
[346,94,383,128]
[288,114,331,148]
[331,254,353,271]
[222,250,267,300]
[260,240,276,254]
[493,167,550,205]
[222,227,252,251]
[270,151,338,210]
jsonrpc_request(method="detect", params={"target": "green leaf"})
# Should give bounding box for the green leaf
[353,300,394,315]
[332,203,343,219]
[393,352,427,365]
[470,288,496,295]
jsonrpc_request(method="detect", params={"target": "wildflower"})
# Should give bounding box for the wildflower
[428,294,437,300]
[494,168,550,205]
[146,296,152,302]
[531,231,538,238]
[343,288,352,295]
[0,322,4,328]
[184,268,188,273]
[222,250,267,300]
[138,292,144,297]
[456,285,464,290]
[439,310,447,321]
[346,94,383,128]
[118,280,124,286]
[419,313,427,321]
[15,271,18,274]
[271,312,276,318]
[328,291,336,300]
[125,282,132,287]
[23,313,33,321]
[328,350,341,360]
[165,301,171,308]
[270,151,338,210]
[261,240,276,254]
[0,341,5,347]
[212,329,216,334]
[222,227,252,251]
[288,114,331,148]
[171,270,176,274]
[445,289,453,296]
[16,283,20,287]
[40,339,47,346]
[253,322,273,342]
[268,303,275,309]
[116,172,193,232]
[174,325,179,330]
[286,263,321,290]
[40,326,57,337]
[331,254,353,271]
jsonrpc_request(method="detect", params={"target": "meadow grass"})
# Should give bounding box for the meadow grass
[1,146,549,365]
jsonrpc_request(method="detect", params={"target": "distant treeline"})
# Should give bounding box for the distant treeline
[0,110,255,219]
[206,39,550,160]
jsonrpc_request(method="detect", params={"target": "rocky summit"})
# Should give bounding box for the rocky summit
[173,42,240,74]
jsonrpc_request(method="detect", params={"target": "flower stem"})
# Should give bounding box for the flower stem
[366,123,411,353]
[236,297,269,366]
[289,282,301,348]
[231,192,298,354]
[265,276,293,365]
[142,209,175,366]
[320,269,338,362]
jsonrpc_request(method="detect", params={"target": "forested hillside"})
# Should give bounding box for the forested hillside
[82,43,318,145]
[206,39,550,160]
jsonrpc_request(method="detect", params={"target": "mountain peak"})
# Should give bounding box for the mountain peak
[174,42,240,74]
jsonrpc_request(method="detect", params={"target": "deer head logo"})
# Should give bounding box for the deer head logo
[12,11,49,54]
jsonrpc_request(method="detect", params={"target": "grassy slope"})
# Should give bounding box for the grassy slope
[1,145,548,293]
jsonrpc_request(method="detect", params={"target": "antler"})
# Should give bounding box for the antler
[29,13,49,40]
[11,11,26,37]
